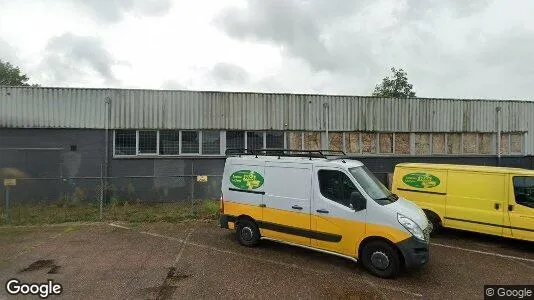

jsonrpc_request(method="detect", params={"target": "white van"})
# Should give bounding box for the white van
[219,150,432,278]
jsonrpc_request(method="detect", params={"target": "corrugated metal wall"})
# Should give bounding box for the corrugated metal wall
[1,86,533,153]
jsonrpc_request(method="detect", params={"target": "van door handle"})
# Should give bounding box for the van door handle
[259,204,266,208]
[494,203,500,210]
[291,205,303,210]
[316,209,329,214]
[508,205,514,211]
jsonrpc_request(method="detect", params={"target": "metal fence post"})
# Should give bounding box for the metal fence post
[5,186,10,225]
[100,164,104,220]
[190,163,194,215]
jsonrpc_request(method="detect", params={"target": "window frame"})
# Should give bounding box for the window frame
[158,130,181,156]
[137,130,159,155]
[202,130,223,156]
[113,129,137,157]
[512,176,534,209]
[113,130,227,158]
[316,168,367,210]
[180,130,201,155]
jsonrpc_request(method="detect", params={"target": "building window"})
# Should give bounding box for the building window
[379,133,393,154]
[361,133,377,154]
[138,130,157,154]
[431,134,446,155]
[202,131,221,155]
[510,133,523,154]
[345,132,360,154]
[182,131,199,154]
[247,131,263,151]
[115,130,136,155]
[287,132,303,150]
[414,133,430,155]
[462,133,478,154]
[159,130,180,155]
[478,133,494,155]
[394,133,411,155]
[303,132,321,151]
[226,131,245,150]
[447,133,462,154]
[266,131,284,148]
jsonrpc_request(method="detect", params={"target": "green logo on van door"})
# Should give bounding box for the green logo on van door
[230,170,264,190]
[402,173,440,189]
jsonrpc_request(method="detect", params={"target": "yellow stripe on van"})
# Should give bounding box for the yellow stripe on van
[224,199,412,258]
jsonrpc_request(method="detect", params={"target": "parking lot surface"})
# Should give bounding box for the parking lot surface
[1,221,533,299]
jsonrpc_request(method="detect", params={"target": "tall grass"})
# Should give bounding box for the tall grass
[0,199,220,226]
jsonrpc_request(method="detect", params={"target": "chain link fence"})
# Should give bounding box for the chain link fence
[0,175,223,225]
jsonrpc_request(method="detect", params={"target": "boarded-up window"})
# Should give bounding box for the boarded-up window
[447,133,461,154]
[304,132,321,150]
[415,133,431,155]
[329,132,343,151]
[432,134,445,154]
[510,133,523,153]
[478,133,493,154]
[394,133,411,154]
[500,133,510,154]
[288,132,303,150]
[462,133,478,154]
[361,133,377,154]
[379,133,393,153]
[345,132,360,153]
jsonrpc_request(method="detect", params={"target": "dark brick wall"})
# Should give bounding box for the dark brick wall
[1,128,532,203]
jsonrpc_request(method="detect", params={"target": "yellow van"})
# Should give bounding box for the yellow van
[392,163,534,242]
[219,150,432,278]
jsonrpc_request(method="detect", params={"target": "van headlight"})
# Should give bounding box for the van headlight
[397,213,425,241]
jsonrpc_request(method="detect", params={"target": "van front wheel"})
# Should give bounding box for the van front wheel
[236,219,260,247]
[361,241,401,278]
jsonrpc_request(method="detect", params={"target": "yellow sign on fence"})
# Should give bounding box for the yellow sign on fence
[196,175,208,182]
[3,178,16,186]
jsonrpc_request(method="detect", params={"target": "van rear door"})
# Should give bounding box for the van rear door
[508,175,534,241]
[261,161,312,246]
[224,159,265,222]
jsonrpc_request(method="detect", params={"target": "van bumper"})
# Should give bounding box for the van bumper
[396,237,429,268]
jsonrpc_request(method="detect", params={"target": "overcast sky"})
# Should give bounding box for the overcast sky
[1,0,533,100]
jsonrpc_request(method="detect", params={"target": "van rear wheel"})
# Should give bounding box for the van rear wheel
[361,241,401,278]
[236,219,260,247]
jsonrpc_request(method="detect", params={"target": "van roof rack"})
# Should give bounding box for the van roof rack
[225,148,346,159]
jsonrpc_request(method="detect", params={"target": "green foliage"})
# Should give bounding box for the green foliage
[201,200,220,219]
[372,67,416,98]
[0,59,38,86]
[0,200,221,226]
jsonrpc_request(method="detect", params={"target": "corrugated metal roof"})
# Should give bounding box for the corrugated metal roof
[1,86,533,153]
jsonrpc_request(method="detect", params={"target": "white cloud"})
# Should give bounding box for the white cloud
[0,0,533,100]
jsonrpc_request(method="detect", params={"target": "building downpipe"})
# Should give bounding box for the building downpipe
[496,106,501,166]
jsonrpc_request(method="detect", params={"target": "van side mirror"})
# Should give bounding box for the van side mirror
[350,191,366,211]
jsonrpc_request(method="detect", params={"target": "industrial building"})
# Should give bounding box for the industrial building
[1,86,533,202]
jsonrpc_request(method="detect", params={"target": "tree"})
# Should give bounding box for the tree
[372,67,416,98]
[0,59,35,86]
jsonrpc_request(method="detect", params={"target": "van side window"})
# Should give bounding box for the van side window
[318,170,362,208]
[513,176,534,208]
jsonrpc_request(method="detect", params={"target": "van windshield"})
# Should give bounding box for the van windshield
[349,166,398,205]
